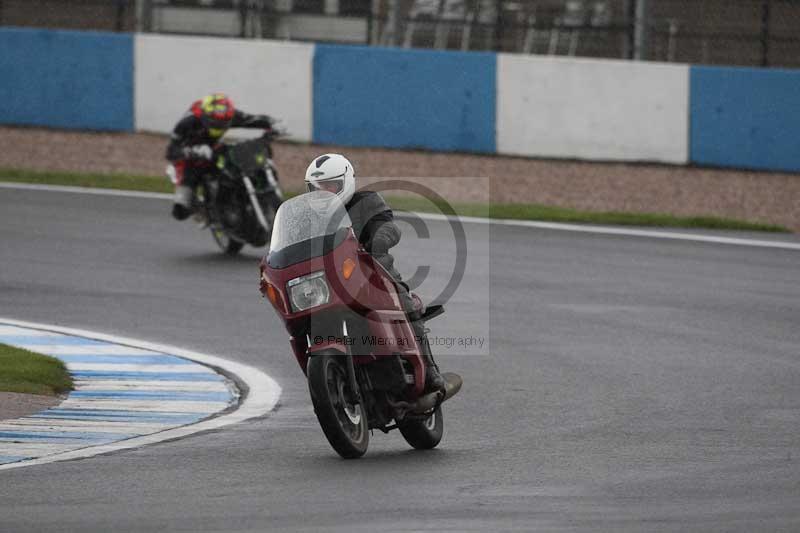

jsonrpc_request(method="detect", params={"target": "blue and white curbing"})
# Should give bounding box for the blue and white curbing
[0,318,281,470]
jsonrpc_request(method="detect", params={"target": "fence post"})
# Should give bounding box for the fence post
[492,0,503,51]
[140,0,153,32]
[624,0,634,59]
[366,0,375,44]
[383,0,403,46]
[761,0,771,67]
[239,1,247,38]
[115,0,126,32]
[633,0,649,60]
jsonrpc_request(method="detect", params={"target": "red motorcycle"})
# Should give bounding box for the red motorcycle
[259,191,462,458]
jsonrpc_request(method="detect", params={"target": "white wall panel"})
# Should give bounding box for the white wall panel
[497,54,689,164]
[135,34,313,142]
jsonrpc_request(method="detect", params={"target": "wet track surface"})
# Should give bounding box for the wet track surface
[1,188,799,532]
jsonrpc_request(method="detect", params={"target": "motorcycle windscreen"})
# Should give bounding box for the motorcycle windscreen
[268,191,351,269]
[227,138,268,177]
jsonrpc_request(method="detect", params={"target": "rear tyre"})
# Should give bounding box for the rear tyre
[307,353,369,459]
[210,227,244,256]
[399,406,443,450]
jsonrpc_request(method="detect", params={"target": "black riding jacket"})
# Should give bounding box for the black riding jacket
[345,191,402,274]
[165,109,273,162]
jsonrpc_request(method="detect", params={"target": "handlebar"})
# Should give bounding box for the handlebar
[262,126,287,141]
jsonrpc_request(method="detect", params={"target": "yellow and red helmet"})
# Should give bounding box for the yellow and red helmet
[192,93,235,138]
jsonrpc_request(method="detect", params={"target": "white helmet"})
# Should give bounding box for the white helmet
[304,153,356,205]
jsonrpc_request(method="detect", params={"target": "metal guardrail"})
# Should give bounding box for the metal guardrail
[0,0,135,32]
[1,0,798,68]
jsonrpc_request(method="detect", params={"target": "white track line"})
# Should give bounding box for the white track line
[75,381,230,392]
[0,317,281,471]
[12,345,166,356]
[411,213,800,251]
[61,363,214,373]
[2,181,798,251]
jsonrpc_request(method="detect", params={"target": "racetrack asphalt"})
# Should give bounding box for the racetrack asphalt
[1,188,799,532]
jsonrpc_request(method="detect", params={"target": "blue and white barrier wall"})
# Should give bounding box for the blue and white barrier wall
[497,55,690,164]
[0,28,133,131]
[1,27,798,172]
[134,34,314,142]
[690,66,800,173]
[313,45,496,153]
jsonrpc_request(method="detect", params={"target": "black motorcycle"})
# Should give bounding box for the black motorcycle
[169,130,284,255]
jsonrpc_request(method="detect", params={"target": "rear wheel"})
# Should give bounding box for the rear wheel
[307,353,369,458]
[399,406,443,450]
[210,227,244,256]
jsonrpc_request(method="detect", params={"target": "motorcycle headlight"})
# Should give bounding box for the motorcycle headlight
[287,271,330,312]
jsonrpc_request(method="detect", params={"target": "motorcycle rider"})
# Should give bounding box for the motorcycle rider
[166,93,276,220]
[304,153,446,394]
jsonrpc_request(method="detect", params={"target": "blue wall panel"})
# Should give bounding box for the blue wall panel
[0,28,133,131]
[313,45,496,153]
[690,66,800,172]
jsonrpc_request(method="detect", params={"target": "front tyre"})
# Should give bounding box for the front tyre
[307,353,369,458]
[399,406,443,450]
[260,192,282,244]
[210,227,244,255]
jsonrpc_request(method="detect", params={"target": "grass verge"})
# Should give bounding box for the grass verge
[0,167,789,233]
[0,343,73,396]
[0,167,172,193]
[385,196,789,232]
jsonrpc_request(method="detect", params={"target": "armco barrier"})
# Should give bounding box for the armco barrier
[0,28,133,131]
[313,45,496,153]
[135,34,314,142]
[1,28,798,173]
[690,66,800,173]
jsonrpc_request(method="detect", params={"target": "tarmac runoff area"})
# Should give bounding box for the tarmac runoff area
[0,319,280,470]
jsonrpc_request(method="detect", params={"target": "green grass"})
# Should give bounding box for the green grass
[0,167,789,233]
[384,196,789,233]
[0,343,73,396]
[0,167,172,193]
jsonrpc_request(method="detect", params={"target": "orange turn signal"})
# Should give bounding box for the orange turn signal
[266,283,279,307]
[342,258,356,280]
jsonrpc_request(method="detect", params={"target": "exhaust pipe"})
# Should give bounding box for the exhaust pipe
[389,372,462,415]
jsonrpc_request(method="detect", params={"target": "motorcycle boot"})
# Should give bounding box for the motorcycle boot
[418,327,446,394]
[172,185,193,221]
[382,254,446,395]
[401,290,446,395]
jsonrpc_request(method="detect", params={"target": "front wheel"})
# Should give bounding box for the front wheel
[307,353,369,459]
[210,227,244,255]
[399,406,443,450]
[260,192,281,244]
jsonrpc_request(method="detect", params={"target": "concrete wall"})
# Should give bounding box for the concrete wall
[0,28,133,131]
[1,28,797,173]
[313,45,496,153]
[497,55,690,164]
[690,66,800,173]
[134,34,314,142]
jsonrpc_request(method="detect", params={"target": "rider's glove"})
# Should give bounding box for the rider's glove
[268,118,288,137]
[185,144,213,160]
